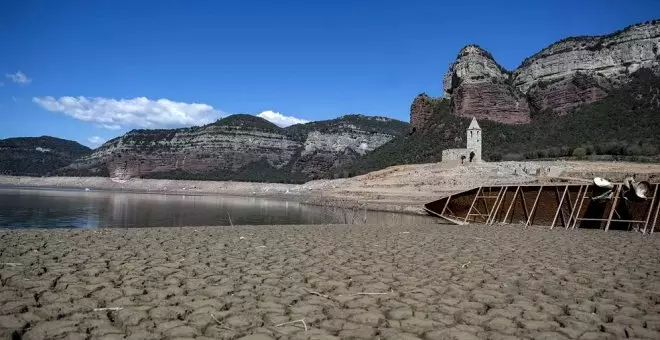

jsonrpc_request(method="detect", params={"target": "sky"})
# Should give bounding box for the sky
[1,0,658,148]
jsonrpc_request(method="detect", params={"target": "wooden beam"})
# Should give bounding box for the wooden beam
[564,184,574,211]
[556,186,568,228]
[565,185,583,229]
[464,187,481,223]
[571,185,590,230]
[650,186,660,235]
[440,195,452,216]
[525,186,544,228]
[503,186,520,224]
[485,187,503,224]
[604,184,622,232]
[642,184,658,234]
[551,185,569,230]
[520,187,530,222]
[577,218,646,223]
[488,186,507,225]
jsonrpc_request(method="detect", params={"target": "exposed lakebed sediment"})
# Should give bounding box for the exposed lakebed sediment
[1,224,659,339]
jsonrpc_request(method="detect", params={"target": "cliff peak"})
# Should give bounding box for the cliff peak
[431,19,660,126]
[457,44,498,62]
[211,114,283,133]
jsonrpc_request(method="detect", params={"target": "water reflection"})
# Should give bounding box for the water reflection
[0,187,437,228]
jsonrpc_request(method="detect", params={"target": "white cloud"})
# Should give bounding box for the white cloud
[6,71,31,86]
[257,110,309,127]
[99,124,121,130]
[88,136,106,146]
[11,96,18,102]
[33,96,221,130]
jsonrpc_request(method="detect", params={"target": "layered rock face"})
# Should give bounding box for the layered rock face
[68,124,299,178]
[443,45,531,124]
[435,21,660,125]
[64,114,408,181]
[514,21,660,92]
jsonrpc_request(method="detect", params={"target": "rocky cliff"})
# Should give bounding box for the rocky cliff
[443,45,531,124]
[62,114,408,182]
[435,20,660,125]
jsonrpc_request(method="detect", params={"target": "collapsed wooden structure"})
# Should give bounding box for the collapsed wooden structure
[424,182,660,234]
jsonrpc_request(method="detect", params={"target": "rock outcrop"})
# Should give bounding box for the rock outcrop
[410,94,435,132]
[443,45,531,124]
[435,20,660,125]
[63,114,408,182]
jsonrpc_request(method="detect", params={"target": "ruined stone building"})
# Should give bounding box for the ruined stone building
[441,117,482,165]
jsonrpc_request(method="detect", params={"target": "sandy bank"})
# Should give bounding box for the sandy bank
[2,160,659,214]
[1,224,659,339]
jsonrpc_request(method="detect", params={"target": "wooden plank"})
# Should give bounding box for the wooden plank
[440,195,452,216]
[551,185,569,230]
[488,186,507,225]
[424,207,468,225]
[642,184,658,234]
[503,186,520,224]
[604,184,622,232]
[525,186,544,228]
[577,218,646,223]
[556,186,568,228]
[571,185,590,230]
[564,184,574,213]
[650,189,660,235]
[565,185,583,229]
[485,187,503,224]
[520,187,530,222]
[464,187,481,223]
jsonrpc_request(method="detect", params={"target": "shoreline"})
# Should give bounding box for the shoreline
[2,160,659,216]
[0,175,431,215]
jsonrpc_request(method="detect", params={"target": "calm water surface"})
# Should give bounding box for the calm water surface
[0,187,436,228]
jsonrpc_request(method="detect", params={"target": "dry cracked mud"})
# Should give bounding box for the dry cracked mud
[1,224,659,339]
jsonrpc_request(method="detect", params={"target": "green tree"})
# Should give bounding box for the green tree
[572,147,587,158]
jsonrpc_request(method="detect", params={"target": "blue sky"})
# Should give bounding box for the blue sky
[1,0,657,147]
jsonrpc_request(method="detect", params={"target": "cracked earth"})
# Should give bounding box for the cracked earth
[1,224,659,339]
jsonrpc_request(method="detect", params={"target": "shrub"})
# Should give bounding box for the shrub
[503,153,524,161]
[572,147,587,158]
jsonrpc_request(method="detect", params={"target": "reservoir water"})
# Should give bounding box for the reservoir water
[0,187,436,228]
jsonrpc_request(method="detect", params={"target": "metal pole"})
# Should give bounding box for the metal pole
[642,184,658,234]
[551,185,569,230]
[503,186,520,224]
[604,184,622,232]
[464,187,481,223]
[525,186,544,228]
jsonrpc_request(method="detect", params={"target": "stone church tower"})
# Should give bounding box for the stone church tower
[466,117,482,162]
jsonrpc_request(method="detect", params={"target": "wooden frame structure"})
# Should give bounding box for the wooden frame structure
[424,183,660,234]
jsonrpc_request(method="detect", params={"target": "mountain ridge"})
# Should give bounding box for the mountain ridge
[0,136,92,176]
[61,114,409,183]
[437,20,660,125]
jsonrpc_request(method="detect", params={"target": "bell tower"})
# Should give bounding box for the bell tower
[466,117,482,162]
